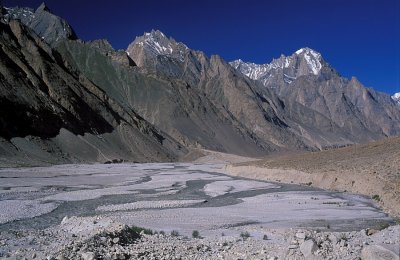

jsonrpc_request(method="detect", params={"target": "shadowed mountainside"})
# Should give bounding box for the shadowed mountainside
[0,20,185,166]
[57,39,274,157]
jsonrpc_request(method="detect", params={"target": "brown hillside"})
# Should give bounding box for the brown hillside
[227,136,400,217]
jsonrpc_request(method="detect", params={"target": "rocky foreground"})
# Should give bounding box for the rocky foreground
[0,162,399,259]
[1,216,399,260]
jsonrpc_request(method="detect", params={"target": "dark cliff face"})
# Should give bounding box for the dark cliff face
[0,20,117,138]
[58,40,273,157]
[0,20,185,166]
[0,21,112,139]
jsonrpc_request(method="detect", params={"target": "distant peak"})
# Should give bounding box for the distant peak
[147,29,166,38]
[36,2,50,13]
[129,29,188,58]
[230,47,330,85]
[292,47,323,75]
[138,30,173,45]
[140,29,170,42]
[295,47,321,58]
[392,92,400,105]
[230,59,246,67]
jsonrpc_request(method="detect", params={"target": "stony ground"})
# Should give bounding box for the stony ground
[227,136,400,217]
[0,156,399,259]
[1,216,399,260]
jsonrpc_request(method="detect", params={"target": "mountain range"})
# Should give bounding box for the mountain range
[1,3,400,166]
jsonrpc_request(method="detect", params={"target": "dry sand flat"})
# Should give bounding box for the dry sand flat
[226,136,400,218]
[0,163,391,233]
[0,162,398,259]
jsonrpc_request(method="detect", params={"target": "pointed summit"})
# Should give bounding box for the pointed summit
[230,47,333,87]
[131,29,188,56]
[36,2,50,13]
[295,47,321,56]
[146,29,167,38]
[293,47,323,75]
[392,92,400,105]
[127,29,189,66]
[2,2,77,46]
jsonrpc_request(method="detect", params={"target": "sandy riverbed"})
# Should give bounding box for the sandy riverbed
[0,162,398,259]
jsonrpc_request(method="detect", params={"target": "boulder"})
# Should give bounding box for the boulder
[300,239,318,258]
[361,245,399,260]
[296,232,306,240]
[80,252,96,260]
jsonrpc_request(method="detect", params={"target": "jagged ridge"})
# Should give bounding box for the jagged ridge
[1,2,77,46]
[1,2,400,166]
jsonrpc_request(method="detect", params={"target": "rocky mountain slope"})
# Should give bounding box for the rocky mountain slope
[57,38,273,157]
[230,47,334,87]
[116,30,310,152]
[1,3,400,165]
[231,48,400,147]
[128,31,400,149]
[0,18,185,166]
[1,3,77,46]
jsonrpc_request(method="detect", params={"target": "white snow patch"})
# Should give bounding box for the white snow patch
[135,31,187,60]
[283,73,296,84]
[284,57,290,68]
[392,92,400,105]
[392,92,400,99]
[303,50,322,75]
[153,41,163,54]
[284,73,296,79]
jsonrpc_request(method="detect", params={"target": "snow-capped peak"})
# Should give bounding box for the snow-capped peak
[230,47,326,87]
[392,92,400,105]
[128,30,189,62]
[295,47,320,56]
[139,30,175,55]
[294,47,322,75]
[145,29,166,39]
[295,48,305,55]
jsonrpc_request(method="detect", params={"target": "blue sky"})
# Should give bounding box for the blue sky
[4,0,400,95]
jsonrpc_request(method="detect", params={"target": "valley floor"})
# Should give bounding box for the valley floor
[0,161,398,259]
[226,136,400,218]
